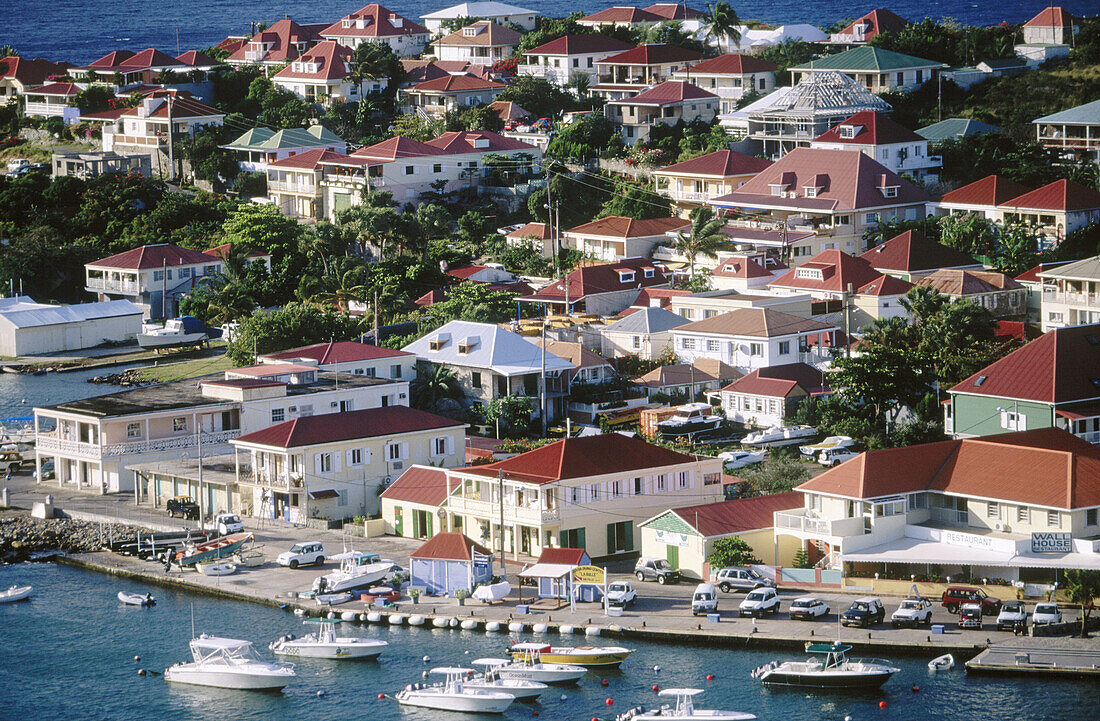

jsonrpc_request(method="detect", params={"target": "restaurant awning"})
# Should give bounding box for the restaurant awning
[518,562,576,579]
[841,536,1100,570]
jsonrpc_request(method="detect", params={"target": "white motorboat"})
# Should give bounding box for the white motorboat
[270,619,388,660]
[716,449,766,469]
[137,316,210,350]
[469,659,549,699]
[0,585,32,603]
[118,591,156,606]
[197,562,237,576]
[742,425,817,448]
[657,403,724,438]
[395,667,514,714]
[798,435,854,458]
[164,635,296,690]
[483,643,587,684]
[928,654,954,671]
[751,642,898,689]
[314,592,353,606]
[511,642,633,667]
[615,688,756,720]
[312,551,397,594]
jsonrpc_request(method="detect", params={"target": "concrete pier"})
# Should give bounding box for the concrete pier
[966,641,1100,676]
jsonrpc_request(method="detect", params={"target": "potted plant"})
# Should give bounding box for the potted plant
[456,589,469,606]
[410,588,421,605]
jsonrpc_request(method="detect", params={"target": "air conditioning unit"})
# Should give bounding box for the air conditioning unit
[288,406,297,412]
[994,522,1009,532]
[392,461,403,470]
[399,392,407,399]
[331,401,339,407]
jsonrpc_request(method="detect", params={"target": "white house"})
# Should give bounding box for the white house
[432,21,521,66]
[0,297,143,357]
[809,110,941,182]
[320,4,430,57]
[577,7,663,29]
[670,54,777,111]
[670,307,838,373]
[519,35,634,86]
[85,243,223,319]
[711,362,831,428]
[401,74,506,118]
[605,81,719,143]
[421,2,539,36]
[600,305,689,360]
[272,41,378,106]
[258,340,417,380]
[562,215,689,263]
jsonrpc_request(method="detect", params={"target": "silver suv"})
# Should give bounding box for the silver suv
[714,567,775,593]
[634,558,681,584]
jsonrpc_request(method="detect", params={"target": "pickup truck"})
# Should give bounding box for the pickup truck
[202,512,244,536]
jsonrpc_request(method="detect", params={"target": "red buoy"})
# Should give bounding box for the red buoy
[606,698,614,706]
[879,701,887,709]
[533,712,539,717]
[705,674,714,681]
[601,679,609,687]
[652,685,660,691]
[912,685,920,693]
[377,693,385,700]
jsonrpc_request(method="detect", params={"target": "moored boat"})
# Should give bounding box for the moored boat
[615,688,757,720]
[312,550,397,594]
[751,642,898,689]
[742,425,817,448]
[395,667,514,714]
[197,562,238,576]
[173,532,252,567]
[928,654,954,671]
[467,660,548,700]
[270,619,388,660]
[657,403,724,438]
[511,642,633,668]
[118,591,156,606]
[482,645,587,685]
[0,585,32,603]
[137,316,211,350]
[164,635,295,690]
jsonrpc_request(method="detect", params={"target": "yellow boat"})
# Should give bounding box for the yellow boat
[510,644,633,668]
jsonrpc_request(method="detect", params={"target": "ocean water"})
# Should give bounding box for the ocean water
[0,364,143,420]
[2,562,1100,721]
[4,1,1097,65]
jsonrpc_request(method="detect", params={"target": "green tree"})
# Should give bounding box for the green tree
[308,261,369,313]
[546,115,626,162]
[754,40,816,86]
[674,206,726,276]
[74,84,115,112]
[424,281,517,324]
[222,203,302,258]
[704,2,741,53]
[1064,569,1100,638]
[938,212,997,257]
[790,547,812,569]
[411,362,464,413]
[706,537,761,569]
[644,21,703,52]
[226,302,366,365]
[567,71,591,99]
[597,178,672,220]
[516,15,590,55]
[180,126,239,186]
[992,221,1040,276]
[739,451,810,496]
[392,113,441,141]
[233,171,267,199]
[485,395,534,439]
[496,76,577,120]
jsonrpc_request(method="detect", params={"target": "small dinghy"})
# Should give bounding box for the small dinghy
[315,592,353,606]
[928,654,954,671]
[118,591,156,606]
[0,585,32,603]
[197,563,238,577]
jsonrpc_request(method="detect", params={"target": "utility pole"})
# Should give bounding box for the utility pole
[545,163,558,280]
[165,93,176,182]
[196,422,204,529]
[161,259,167,319]
[373,289,380,344]
[540,321,548,438]
[498,469,506,576]
[937,73,942,123]
[844,283,853,358]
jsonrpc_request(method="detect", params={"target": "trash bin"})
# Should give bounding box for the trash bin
[707,613,721,623]
[931,624,944,634]
[516,604,530,615]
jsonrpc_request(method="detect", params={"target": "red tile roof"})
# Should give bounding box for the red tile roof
[274,41,352,81]
[488,100,529,120]
[1024,7,1075,28]
[233,406,463,449]
[636,360,740,388]
[769,249,886,293]
[215,37,247,55]
[89,243,218,270]
[950,324,1100,404]
[859,230,978,273]
[611,80,717,106]
[644,4,707,21]
[711,256,775,279]
[176,50,220,67]
[119,48,185,70]
[814,110,922,145]
[656,149,772,178]
[410,532,491,560]
[400,59,451,84]
[82,50,136,70]
[836,8,910,41]
[227,19,324,64]
[1014,261,1073,284]
[525,34,634,57]
[523,258,672,303]
[683,53,778,75]
[915,268,1022,296]
[0,56,68,86]
[712,148,930,212]
[425,129,535,153]
[261,340,411,364]
[938,174,1032,207]
[269,148,374,170]
[506,222,552,240]
[664,492,803,536]
[353,135,446,160]
[565,215,688,238]
[857,273,913,296]
[677,308,835,338]
[26,82,80,96]
[462,434,698,484]
[718,362,829,398]
[597,44,703,67]
[798,428,1100,509]
[119,93,223,120]
[436,21,522,47]
[321,4,428,39]
[410,74,505,92]
[381,465,456,506]
[581,7,663,24]
[998,179,1100,212]
[536,547,590,565]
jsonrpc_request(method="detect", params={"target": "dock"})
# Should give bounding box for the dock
[966,640,1100,677]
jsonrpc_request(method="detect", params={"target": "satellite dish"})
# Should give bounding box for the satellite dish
[436,507,447,519]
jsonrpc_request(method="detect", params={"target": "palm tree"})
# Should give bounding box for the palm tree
[568,70,591,99]
[203,242,257,325]
[309,262,368,313]
[411,362,463,412]
[705,2,741,54]
[674,206,727,278]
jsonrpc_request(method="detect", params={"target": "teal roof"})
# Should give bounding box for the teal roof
[638,510,699,536]
[792,46,944,72]
[222,127,275,150]
[1035,99,1100,125]
[223,125,344,151]
[917,117,1001,142]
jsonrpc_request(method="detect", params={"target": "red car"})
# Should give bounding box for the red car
[941,586,1001,615]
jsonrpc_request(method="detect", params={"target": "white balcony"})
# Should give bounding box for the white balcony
[1042,289,1100,307]
[37,429,242,461]
[86,277,140,294]
[449,495,560,525]
[1077,430,1100,445]
[243,470,305,491]
[25,101,79,121]
[774,510,866,539]
[268,179,317,194]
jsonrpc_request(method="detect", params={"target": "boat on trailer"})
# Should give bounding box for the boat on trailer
[173,532,252,567]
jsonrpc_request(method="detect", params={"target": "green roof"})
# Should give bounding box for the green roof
[223,125,344,151]
[916,117,1001,142]
[639,510,699,536]
[1035,99,1100,125]
[222,127,275,150]
[792,46,945,73]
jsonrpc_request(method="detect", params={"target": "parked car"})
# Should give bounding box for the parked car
[0,446,24,473]
[203,512,244,536]
[941,586,1001,615]
[1032,602,1063,626]
[996,600,1029,631]
[958,603,983,629]
[891,597,933,628]
[691,583,719,616]
[634,557,681,585]
[277,542,326,568]
[841,597,886,627]
[606,581,637,608]
[165,496,200,520]
[6,158,28,173]
[788,596,829,620]
[738,587,780,617]
[714,567,774,593]
[817,447,860,467]
[33,459,55,480]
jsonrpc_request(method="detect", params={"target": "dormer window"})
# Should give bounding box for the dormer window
[463,27,478,36]
[804,186,818,198]
[643,267,655,278]
[618,270,635,284]
[880,185,898,198]
[839,124,861,139]
[342,19,351,28]
[795,267,824,280]
[770,185,784,196]
[292,62,302,72]
[458,337,479,354]
[428,333,450,351]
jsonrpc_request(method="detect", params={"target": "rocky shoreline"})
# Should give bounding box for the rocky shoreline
[87,368,152,386]
[0,515,142,563]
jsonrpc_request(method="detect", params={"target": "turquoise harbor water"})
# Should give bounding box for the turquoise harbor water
[2,563,1099,720]
[5,1,1098,65]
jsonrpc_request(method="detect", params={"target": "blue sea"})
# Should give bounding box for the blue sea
[3,1,1097,65]
[3,562,1100,720]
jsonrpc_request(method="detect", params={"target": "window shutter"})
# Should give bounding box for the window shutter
[314,454,322,474]
[346,449,355,466]
[363,448,372,465]
[688,472,694,489]
[606,522,615,554]
[624,522,634,552]
[333,453,342,473]
[401,442,409,460]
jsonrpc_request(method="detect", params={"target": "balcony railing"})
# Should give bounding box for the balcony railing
[25,101,72,117]
[896,155,942,169]
[1042,289,1100,306]
[86,278,140,294]
[107,134,166,148]
[37,429,242,461]
[1077,430,1100,445]
[449,495,560,525]
[244,470,305,491]
[774,511,865,538]
[268,179,317,194]
[1039,135,1100,149]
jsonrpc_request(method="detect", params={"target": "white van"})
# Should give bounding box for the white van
[691,583,719,616]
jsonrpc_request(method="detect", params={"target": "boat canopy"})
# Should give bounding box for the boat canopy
[430,667,475,675]
[191,636,254,652]
[806,642,851,654]
[512,643,552,651]
[303,618,342,625]
[472,658,511,667]
[658,688,705,697]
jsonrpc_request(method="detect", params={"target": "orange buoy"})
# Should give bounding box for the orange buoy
[601,679,609,687]
[377,693,385,700]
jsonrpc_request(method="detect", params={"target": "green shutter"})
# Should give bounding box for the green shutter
[427,512,433,538]
[577,528,586,551]
[624,521,634,552]
[607,523,615,555]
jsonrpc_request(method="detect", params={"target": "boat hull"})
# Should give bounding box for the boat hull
[164,665,292,690]
[464,680,546,700]
[0,586,32,603]
[759,669,895,688]
[496,666,586,684]
[117,591,154,606]
[319,566,393,593]
[658,419,723,437]
[137,332,208,350]
[396,690,512,713]
[175,533,251,566]
[271,639,386,660]
[516,647,632,667]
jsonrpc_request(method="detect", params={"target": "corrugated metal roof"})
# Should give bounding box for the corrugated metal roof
[0,299,143,329]
[792,46,944,72]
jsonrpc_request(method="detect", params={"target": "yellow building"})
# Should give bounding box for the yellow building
[638,492,803,580]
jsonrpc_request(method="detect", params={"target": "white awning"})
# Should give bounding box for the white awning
[518,562,575,579]
[841,537,1100,569]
